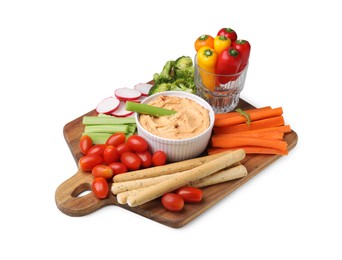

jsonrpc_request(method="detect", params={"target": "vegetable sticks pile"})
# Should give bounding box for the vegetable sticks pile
[81,114,136,144]
[208,106,291,155]
[111,149,247,207]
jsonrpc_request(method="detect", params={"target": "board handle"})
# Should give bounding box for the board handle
[55,169,113,216]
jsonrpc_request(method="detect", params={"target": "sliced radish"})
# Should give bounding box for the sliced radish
[134,83,153,96]
[111,101,134,117]
[115,87,142,101]
[129,95,147,103]
[96,97,120,114]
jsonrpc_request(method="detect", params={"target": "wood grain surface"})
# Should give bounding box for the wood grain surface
[55,98,298,228]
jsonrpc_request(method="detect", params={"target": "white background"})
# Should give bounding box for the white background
[1,0,341,259]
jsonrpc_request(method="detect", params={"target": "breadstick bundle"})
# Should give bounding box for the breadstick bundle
[111,149,248,207]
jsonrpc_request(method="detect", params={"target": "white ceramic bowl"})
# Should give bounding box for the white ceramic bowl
[135,91,215,162]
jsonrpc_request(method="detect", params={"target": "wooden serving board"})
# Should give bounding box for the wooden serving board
[55,98,298,228]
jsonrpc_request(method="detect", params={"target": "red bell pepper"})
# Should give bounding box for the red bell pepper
[231,39,251,72]
[217,28,238,42]
[215,47,242,84]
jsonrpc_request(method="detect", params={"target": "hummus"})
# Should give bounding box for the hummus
[139,95,210,139]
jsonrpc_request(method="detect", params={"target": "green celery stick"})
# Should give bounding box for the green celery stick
[84,124,129,133]
[82,116,136,125]
[126,101,177,117]
[127,124,137,133]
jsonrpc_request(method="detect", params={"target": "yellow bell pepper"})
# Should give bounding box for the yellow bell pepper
[197,46,218,91]
[214,35,231,55]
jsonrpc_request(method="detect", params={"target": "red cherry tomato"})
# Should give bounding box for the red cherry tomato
[79,154,104,171]
[176,186,203,203]
[79,135,93,155]
[136,150,153,168]
[106,132,126,147]
[92,177,109,199]
[116,143,132,155]
[87,144,107,157]
[161,193,184,212]
[108,162,128,175]
[92,165,113,179]
[126,135,149,153]
[152,150,167,166]
[103,145,119,164]
[120,152,141,171]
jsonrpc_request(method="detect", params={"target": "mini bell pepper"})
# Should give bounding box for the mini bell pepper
[215,47,242,84]
[217,28,238,42]
[231,39,251,72]
[194,34,214,52]
[197,46,218,90]
[214,35,231,55]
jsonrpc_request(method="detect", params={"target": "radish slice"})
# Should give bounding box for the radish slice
[115,87,142,101]
[134,83,153,96]
[111,101,134,117]
[129,95,147,103]
[96,97,120,114]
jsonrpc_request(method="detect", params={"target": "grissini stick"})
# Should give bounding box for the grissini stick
[113,152,231,183]
[115,163,247,205]
[127,149,246,207]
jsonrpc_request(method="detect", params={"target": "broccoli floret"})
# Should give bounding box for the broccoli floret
[153,60,175,84]
[149,56,196,96]
[170,79,196,94]
[174,56,193,71]
[148,82,171,95]
[174,56,194,82]
[174,65,194,79]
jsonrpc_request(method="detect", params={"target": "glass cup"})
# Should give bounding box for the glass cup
[194,55,248,114]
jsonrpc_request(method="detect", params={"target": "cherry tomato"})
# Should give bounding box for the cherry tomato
[108,162,128,175]
[126,135,149,153]
[87,144,107,157]
[161,193,184,212]
[79,135,93,155]
[136,150,153,168]
[92,177,109,199]
[92,165,113,179]
[79,154,104,171]
[103,145,119,164]
[120,152,141,171]
[106,132,126,147]
[152,151,167,166]
[176,186,203,203]
[116,142,132,155]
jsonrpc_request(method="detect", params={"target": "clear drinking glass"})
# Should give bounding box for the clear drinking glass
[194,55,248,114]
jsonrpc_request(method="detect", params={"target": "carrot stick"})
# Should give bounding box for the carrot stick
[231,125,292,134]
[211,136,288,151]
[213,116,285,134]
[213,125,291,136]
[207,147,289,156]
[214,107,283,127]
[212,130,285,141]
[214,106,271,120]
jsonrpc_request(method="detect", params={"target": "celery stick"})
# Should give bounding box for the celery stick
[126,101,176,117]
[97,113,112,117]
[82,116,136,125]
[84,124,129,133]
[83,133,112,144]
[127,124,136,133]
